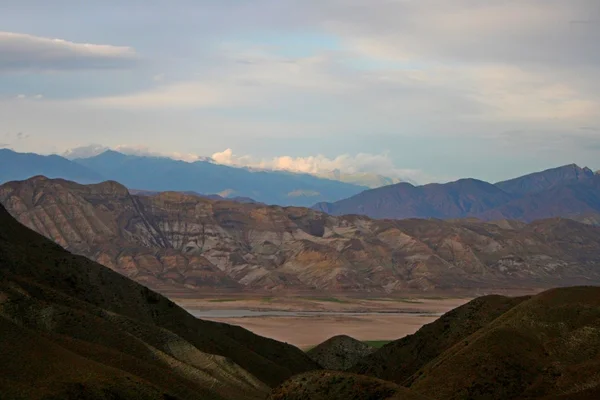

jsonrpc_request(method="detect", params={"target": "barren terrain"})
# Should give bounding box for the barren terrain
[177,296,472,348]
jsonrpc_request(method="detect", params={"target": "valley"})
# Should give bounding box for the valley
[177,296,471,348]
[4,3,600,398]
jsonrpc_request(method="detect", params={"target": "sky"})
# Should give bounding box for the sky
[1,0,599,184]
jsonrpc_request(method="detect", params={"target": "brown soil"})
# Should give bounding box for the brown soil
[178,297,471,348]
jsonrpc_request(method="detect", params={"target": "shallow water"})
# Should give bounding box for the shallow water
[187,309,442,318]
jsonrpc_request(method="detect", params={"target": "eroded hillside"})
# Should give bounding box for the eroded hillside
[3,177,600,293]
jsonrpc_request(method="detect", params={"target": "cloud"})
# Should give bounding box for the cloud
[312,0,600,67]
[0,31,137,72]
[14,94,43,100]
[211,148,435,183]
[64,144,435,184]
[63,144,208,163]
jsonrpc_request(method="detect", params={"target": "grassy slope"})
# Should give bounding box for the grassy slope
[267,371,431,400]
[0,204,319,399]
[409,286,600,400]
[351,294,528,384]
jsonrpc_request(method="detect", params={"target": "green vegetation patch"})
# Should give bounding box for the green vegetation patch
[207,298,242,303]
[362,340,392,349]
[299,296,350,303]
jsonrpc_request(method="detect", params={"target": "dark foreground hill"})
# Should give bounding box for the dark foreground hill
[351,294,529,383]
[268,371,430,400]
[287,286,600,400]
[307,335,376,370]
[0,203,318,400]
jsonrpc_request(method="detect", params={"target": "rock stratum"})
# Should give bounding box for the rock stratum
[3,177,600,294]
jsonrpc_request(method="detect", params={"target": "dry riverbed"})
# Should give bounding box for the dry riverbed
[175,296,471,348]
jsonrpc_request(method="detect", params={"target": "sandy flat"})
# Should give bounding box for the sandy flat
[201,314,442,348]
[175,296,473,348]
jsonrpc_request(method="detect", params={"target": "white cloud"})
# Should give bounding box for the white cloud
[63,144,208,163]
[0,31,137,71]
[14,93,43,100]
[211,148,434,183]
[63,144,435,184]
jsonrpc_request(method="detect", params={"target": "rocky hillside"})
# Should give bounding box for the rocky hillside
[0,203,318,399]
[314,164,600,223]
[307,335,376,370]
[3,177,600,293]
[275,287,600,400]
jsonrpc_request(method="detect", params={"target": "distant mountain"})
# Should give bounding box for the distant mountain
[477,177,600,222]
[316,170,412,188]
[496,163,595,196]
[0,148,104,184]
[74,150,366,206]
[314,179,515,219]
[0,202,318,400]
[314,164,600,223]
[4,177,600,293]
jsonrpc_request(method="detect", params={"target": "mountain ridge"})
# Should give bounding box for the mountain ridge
[3,176,600,294]
[73,150,367,206]
[314,164,600,223]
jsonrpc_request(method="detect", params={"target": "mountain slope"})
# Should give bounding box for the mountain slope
[495,164,595,196]
[279,287,600,400]
[408,286,600,399]
[0,202,318,399]
[3,177,600,293]
[476,177,600,222]
[0,148,104,184]
[313,179,515,219]
[268,371,430,400]
[351,295,529,383]
[314,165,600,223]
[307,335,376,370]
[74,150,366,206]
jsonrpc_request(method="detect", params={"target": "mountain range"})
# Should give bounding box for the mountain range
[2,196,600,399]
[0,148,104,184]
[2,148,600,221]
[3,176,600,294]
[314,164,600,223]
[0,149,366,206]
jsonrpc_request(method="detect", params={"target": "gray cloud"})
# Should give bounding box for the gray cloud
[0,31,137,72]
[1,1,599,181]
